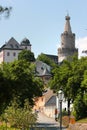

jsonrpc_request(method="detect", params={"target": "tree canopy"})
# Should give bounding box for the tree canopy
[0,5,12,18]
[0,60,44,113]
[49,55,87,119]
[18,50,35,62]
[37,53,57,68]
[50,56,87,99]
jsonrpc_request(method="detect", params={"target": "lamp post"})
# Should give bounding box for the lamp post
[58,89,63,130]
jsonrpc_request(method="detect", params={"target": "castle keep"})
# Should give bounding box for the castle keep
[58,15,78,63]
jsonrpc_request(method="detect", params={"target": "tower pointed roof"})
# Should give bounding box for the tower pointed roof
[64,14,72,34]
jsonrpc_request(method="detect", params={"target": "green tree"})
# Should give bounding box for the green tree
[37,53,57,68]
[0,5,12,18]
[81,68,87,105]
[6,60,44,106]
[73,91,87,120]
[0,63,13,114]
[49,60,73,115]
[18,50,35,62]
[49,55,87,118]
[0,60,44,113]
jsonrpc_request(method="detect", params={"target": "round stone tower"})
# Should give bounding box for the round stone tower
[58,15,78,63]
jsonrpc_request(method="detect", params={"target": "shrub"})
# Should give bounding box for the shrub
[73,94,87,120]
[62,116,69,127]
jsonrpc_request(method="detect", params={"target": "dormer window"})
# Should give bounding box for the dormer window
[41,67,44,70]
[15,44,19,48]
[10,44,13,48]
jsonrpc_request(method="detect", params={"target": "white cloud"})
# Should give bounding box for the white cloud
[76,37,87,58]
[56,37,87,58]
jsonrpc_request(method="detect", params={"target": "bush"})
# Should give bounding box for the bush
[73,94,87,120]
[62,116,69,127]
[1,98,37,129]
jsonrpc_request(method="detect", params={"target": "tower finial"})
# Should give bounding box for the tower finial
[65,10,70,20]
[66,10,69,16]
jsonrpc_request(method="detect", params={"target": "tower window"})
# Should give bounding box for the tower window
[13,52,16,56]
[25,46,27,49]
[7,52,10,56]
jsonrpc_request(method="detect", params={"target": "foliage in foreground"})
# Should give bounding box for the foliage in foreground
[1,98,37,130]
[0,5,12,18]
[0,60,44,114]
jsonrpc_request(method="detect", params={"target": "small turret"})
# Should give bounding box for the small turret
[20,38,31,51]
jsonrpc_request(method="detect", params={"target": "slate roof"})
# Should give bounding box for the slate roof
[0,37,22,50]
[42,67,51,76]
[35,60,51,76]
[20,38,31,46]
[45,95,56,106]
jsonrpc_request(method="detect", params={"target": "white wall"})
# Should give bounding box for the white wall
[0,51,4,64]
[0,50,21,63]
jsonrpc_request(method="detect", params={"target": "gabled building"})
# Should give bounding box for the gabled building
[0,37,31,64]
[33,89,54,113]
[35,60,51,84]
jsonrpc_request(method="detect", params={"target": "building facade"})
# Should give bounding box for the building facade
[0,37,31,64]
[58,15,78,63]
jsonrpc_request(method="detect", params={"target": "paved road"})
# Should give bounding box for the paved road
[37,112,58,124]
[36,112,67,130]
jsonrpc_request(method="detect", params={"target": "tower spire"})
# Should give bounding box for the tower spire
[58,15,78,63]
[64,14,72,34]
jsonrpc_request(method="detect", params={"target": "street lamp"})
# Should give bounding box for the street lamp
[58,89,63,130]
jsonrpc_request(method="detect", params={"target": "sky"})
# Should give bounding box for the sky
[0,0,87,58]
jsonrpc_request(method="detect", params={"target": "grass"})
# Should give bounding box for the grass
[0,126,20,130]
[76,117,87,123]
